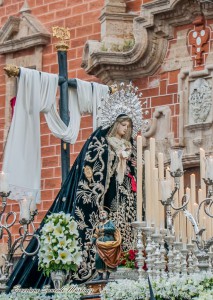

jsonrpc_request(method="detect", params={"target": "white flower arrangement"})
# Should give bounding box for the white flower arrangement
[101,273,213,300]
[0,290,82,300]
[38,212,82,276]
[1,273,212,300]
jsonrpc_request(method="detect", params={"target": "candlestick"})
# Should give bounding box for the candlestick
[137,135,143,222]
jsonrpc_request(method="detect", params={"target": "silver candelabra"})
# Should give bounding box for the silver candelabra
[0,191,40,291]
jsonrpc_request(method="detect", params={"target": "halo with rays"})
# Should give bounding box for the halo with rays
[97,82,143,137]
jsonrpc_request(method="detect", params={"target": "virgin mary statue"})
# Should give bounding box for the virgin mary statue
[6,83,143,290]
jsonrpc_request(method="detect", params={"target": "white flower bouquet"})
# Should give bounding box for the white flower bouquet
[38,212,82,276]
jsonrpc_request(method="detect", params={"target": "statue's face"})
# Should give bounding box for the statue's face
[99,210,108,220]
[116,120,131,138]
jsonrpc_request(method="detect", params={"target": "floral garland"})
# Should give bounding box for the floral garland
[101,273,213,300]
[0,291,81,300]
[1,273,212,300]
[38,212,82,276]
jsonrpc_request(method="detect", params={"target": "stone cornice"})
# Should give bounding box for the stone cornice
[185,122,213,132]
[0,34,50,54]
[82,21,167,83]
[82,0,213,83]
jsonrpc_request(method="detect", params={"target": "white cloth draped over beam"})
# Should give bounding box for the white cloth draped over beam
[3,67,109,204]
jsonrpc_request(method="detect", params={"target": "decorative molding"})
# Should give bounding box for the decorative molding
[188,15,211,65]
[0,13,50,54]
[182,154,201,168]
[188,78,212,124]
[185,122,213,131]
[178,66,213,155]
[192,138,203,147]
[82,0,213,83]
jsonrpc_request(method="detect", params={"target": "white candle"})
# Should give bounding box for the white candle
[145,150,152,225]
[158,153,165,228]
[170,150,178,172]
[150,137,155,171]
[166,167,171,180]
[179,176,186,243]
[30,200,37,212]
[205,156,213,181]
[19,198,30,221]
[28,192,37,212]
[160,179,172,202]
[190,174,196,217]
[0,172,9,193]
[153,167,159,228]
[200,148,206,198]
[170,149,183,173]
[198,188,204,227]
[186,187,192,243]
[137,135,143,222]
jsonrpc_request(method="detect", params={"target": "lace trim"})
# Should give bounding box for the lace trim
[7,184,40,203]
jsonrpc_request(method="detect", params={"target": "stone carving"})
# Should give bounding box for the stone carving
[189,78,212,124]
[82,0,213,83]
[188,15,210,65]
[193,138,203,147]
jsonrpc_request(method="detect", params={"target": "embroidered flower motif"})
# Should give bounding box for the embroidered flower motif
[84,165,93,182]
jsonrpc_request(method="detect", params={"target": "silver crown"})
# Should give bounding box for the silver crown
[98,82,143,137]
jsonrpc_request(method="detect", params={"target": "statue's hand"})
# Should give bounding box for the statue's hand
[86,242,92,247]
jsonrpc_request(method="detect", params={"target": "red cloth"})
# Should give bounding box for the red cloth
[10,96,16,119]
[127,173,137,192]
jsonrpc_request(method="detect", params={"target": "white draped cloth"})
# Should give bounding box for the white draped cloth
[45,79,108,143]
[3,68,109,204]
